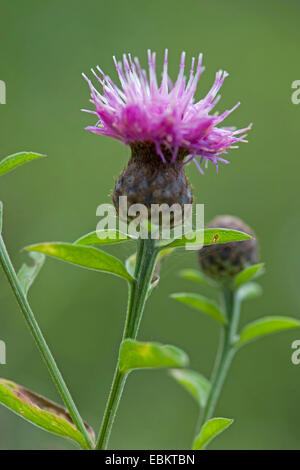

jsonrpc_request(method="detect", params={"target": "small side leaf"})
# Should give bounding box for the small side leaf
[0,152,45,176]
[236,316,300,347]
[0,379,94,449]
[169,369,211,408]
[119,339,189,374]
[75,229,135,246]
[179,269,215,287]
[159,228,252,250]
[203,228,252,246]
[157,247,175,260]
[171,292,226,324]
[17,252,45,296]
[25,242,133,282]
[234,263,265,289]
[193,417,233,450]
[236,282,263,302]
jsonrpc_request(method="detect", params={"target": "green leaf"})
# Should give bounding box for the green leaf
[234,263,265,288]
[179,269,215,287]
[157,247,175,260]
[119,339,189,374]
[170,292,226,324]
[17,252,45,296]
[0,152,45,176]
[236,316,300,347]
[202,228,252,245]
[0,379,94,449]
[236,282,263,302]
[158,228,252,250]
[169,369,211,408]
[75,229,135,246]
[25,242,133,282]
[193,417,233,450]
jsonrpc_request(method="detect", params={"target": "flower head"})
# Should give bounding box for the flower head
[83,50,251,173]
[198,215,258,280]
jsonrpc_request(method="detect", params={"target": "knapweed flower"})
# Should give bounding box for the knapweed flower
[83,51,251,219]
[198,215,258,280]
[83,50,250,173]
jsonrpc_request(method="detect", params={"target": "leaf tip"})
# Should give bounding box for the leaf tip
[23,244,35,252]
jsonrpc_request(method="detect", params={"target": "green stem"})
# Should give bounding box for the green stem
[0,233,93,450]
[96,238,158,450]
[196,286,240,432]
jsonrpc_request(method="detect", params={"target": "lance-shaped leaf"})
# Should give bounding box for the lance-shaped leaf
[75,229,135,246]
[170,292,226,324]
[193,417,233,450]
[158,247,176,260]
[158,228,252,250]
[234,263,265,289]
[0,379,94,449]
[235,316,300,347]
[25,242,133,282]
[179,268,215,287]
[0,152,45,176]
[236,282,263,303]
[170,369,211,408]
[17,252,45,296]
[119,339,189,374]
[25,242,132,281]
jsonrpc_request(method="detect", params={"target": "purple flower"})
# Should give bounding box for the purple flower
[83,50,251,173]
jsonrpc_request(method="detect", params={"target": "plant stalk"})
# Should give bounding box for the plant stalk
[195,286,240,433]
[0,233,93,449]
[96,237,158,450]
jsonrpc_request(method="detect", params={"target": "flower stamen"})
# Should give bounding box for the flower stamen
[84,50,251,172]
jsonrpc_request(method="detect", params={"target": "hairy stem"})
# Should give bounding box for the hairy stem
[96,238,158,450]
[195,286,240,434]
[0,233,93,449]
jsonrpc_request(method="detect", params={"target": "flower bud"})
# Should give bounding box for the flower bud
[112,142,193,225]
[198,215,258,280]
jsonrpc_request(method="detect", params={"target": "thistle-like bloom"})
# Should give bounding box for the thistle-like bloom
[83,50,250,173]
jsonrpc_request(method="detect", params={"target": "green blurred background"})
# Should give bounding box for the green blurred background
[1,0,300,450]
